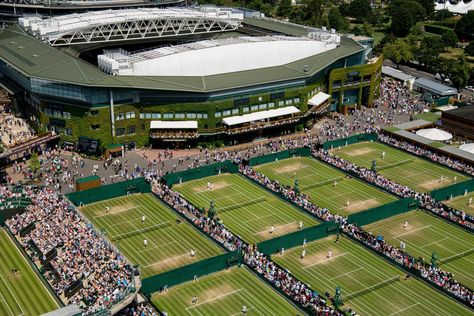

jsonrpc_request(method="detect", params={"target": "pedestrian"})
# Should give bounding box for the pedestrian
[143,239,147,248]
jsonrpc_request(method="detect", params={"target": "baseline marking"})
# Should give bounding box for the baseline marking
[395,225,431,238]
[303,252,348,269]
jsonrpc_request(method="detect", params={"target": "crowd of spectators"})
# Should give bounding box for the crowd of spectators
[3,185,135,314]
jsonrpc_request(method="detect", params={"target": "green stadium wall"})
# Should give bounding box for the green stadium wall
[430,179,474,202]
[249,147,311,166]
[322,133,378,150]
[163,161,239,186]
[66,177,151,206]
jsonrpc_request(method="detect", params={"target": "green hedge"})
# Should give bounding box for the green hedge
[423,24,453,35]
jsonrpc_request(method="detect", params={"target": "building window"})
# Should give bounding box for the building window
[152,113,161,119]
[175,113,185,119]
[65,128,73,136]
[285,99,293,105]
[215,112,222,118]
[231,108,239,115]
[116,113,125,121]
[294,98,300,103]
[268,102,275,108]
[116,128,125,136]
[53,110,62,118]
[145,113,152,119]
[278,101,285,106]
[63,112,71,119]
[140,113,145,119]
[243,107,250,113]
[125,111,135,119]
[44,108,53,116]
[187,113,196,119]
[91,124,100,130]
[251,105,258,111]
[222,110,231,116]
[202,113,208,119]
[259,104,267,110]
[163,113,173,119]
[127,126,136,135]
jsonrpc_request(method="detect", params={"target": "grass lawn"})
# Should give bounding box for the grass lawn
[174,173,320,244]
[272,235,472,316]
[80,193,223,278]
[253,156,397,216]
[365,210,474,289]
[414,112,441,123]
[332,142,469,193]
[0,229,59,316]
[151,266,304,315]
[444,192,474,217]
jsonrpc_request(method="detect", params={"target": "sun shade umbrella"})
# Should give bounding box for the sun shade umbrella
[415,128,453,141]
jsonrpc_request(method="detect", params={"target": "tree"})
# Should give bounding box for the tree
[367,7,385,28]
[303,0,323,25]
[29,152,41,176]
[414,0,434,19]
[390,5,415,37]
[383,39,414,68]
[328,7,349,31]
[434,58,455,82]
[415,36,443,69]
[441,30,459,48]
[455,10,474,40]
[449,56,471,89]
[348,0,372,22]
[434,9,453,21]
[277,0,292,17]
[465,41,474,56]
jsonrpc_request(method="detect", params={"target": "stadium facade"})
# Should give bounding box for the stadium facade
[0,7,382,152]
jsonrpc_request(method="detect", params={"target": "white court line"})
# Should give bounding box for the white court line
[0,274,24,316]
[303,252,348,269]
[93,206,141,219]
[143,251,196,268]
[330,267,364,280]
[185,289,243,310]
[244,213,275,223]
[0,291,14,316]
[237,291,265,316]
[139,240,177,253]
[389,302,420,315]
[253,222,297,236]
[420,237,449,249]
[230,307,255,316]
[395,225,431,238]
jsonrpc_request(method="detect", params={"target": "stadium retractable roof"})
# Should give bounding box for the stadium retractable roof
[222,106,300,126]
[150,121,198,129]
[19,8,243,46]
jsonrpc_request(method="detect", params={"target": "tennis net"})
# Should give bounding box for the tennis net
[440,248,474,264]
[300,176,344,190]
[345,275,400,300]
[110,221,172,241]
[377,159,413,171]
[219,197,267,213]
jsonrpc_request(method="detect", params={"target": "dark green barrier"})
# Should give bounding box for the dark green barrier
[323,133,377,150]
[348,198,418,227]
[0,212,4,226]
[249,147,311,167]
[257,221,338,255]
[430,179,474,202]
[67,177,151,206]
[141,251,241,296]
[163,160,238,186]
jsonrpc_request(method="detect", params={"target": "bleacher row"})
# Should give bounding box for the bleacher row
[2,185,136,314]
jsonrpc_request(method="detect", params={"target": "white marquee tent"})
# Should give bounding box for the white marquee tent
[415,128,453,141]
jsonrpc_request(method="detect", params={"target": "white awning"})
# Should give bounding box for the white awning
[415,128,452,141]
[223,106,300,126]
[459,143,474,154]
[307,92,330,107]
[150,121,198,129]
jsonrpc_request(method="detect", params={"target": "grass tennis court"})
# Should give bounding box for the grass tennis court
[443,192,474,217]
[365,209,474,289]
[80,193,224,278]
[253,156,397,216]
[272,235,472,316]
[174,173,320,244]
[151,266,304,315]
[0,228,58,316]
[331,142,468,192]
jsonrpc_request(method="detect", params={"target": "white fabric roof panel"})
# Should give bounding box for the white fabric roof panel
[415,128,453,141]
[435,1,474,14]
[223,106,300,126]
[307,92,331,107]
[150,121,198,129]
[121,39,338,76]
[459,143,474,154]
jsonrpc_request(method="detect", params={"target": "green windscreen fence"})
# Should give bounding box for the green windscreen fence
[257,221,338,255]
[0,212,4,226]
[163,160,239,186]
[430,179,474,201]
[348,197,419,227]
[141,251,241,296]
[323,133,378,150]
[67,177,151,206]
[249,147,311,166]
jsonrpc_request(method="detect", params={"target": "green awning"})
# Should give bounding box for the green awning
[107,143,123,149]
[76,175,100,184]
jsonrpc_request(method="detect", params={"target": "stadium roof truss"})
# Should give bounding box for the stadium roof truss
[21,9,242,46]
